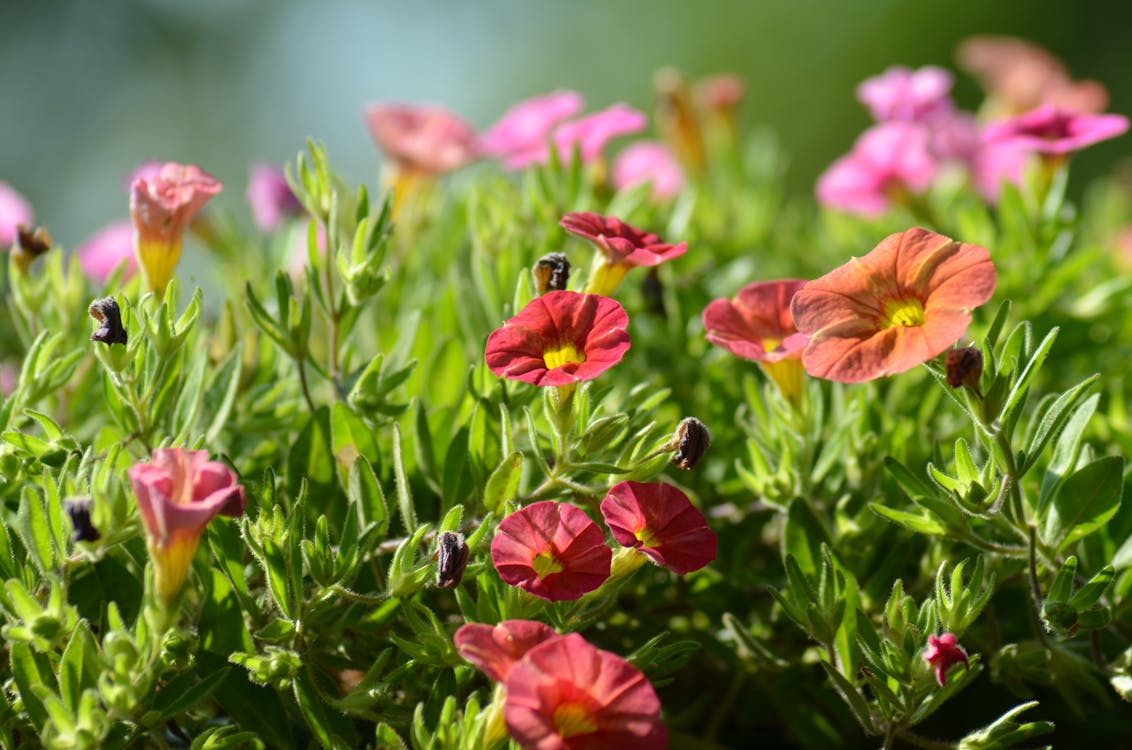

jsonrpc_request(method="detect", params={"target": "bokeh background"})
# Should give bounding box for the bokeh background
[2,0,1130,249]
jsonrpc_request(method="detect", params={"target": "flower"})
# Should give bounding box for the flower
[130,162,222,294]
[791,228,996,383]
[362,103,477,175]
[702,279,809,400]
[63,497,101,544]
[504,633,667,750]
[971,140,1029,203]
[77,222,138,283]
[480,90,585,170]
[612,141,685,201]
[454,620,559,683]
[0,181,33,248]
[600,481,716,574]
[490,501,611,601]
[922,632,969,686]
[247,163,303,232]
[484,291,630,387]
[816,122,937,217]
[128,448,246,604]
[552,103,648,165]
[560,211,686,295]
[981,104,1129,157]
[857,65,956,123]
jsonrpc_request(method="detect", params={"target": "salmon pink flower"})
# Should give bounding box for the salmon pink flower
[613,141,685,201]
[77,222,138,283]
[490,501,611,601]
[791,228,997,383]
[560,212,686,296]
[552,103,647,165]
[128,448,246,604]
[600,482,716,575]
[702,279,809,401]
[363,103,476,175]
[480,90,585,170]
[454,620,559,683]
[857,65,955,123]
[485,291,630,387]
[922,632,970,686]
[0,181,33,248]
[130,162,222,294]
[981,104,1129,157]
[247,163,303,232]
[505,633,667,750]
[816,122,936,217]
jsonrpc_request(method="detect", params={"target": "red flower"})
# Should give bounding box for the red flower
[922,633,970,686]
[504,633,667,750]
[454,620,559,683]
[491,501,611,601]
[600,482,716,574]
[362,103,477,175]
[485,291,630,387]
[560,212,686,269]
[791,228,996,384]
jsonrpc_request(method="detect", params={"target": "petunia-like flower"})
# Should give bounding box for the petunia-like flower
[77,222,138,283]
[702,279,809,401]
[505,633,667,750]
[600,481,716,575]
[362,103,477,175]
[981,104,1129,157]
[485,291,630,387]
[454,619,559,683]
[857,65,956,124]
[552,103,648,166]
[479,90,585,170]
[612,141,685,201]
[130,162,222,294]
[247,163,303,232]
[128,448,246,604]
[971,139,1029,203]
[0,181,34,248]
[560,211,686,296]
[816,122,937,217]
[922,632,970,686]
[490,501,611,601]
[792,228,995,383]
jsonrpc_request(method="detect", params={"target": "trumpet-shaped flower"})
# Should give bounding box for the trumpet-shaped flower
[247,163,303,232]
[600,482,716,574]
[816,122,937,216]
[454,620,559,683]
[362,103,477,175]
[77,222,138,283]
[0,181,33,248]
[791,228,996,383]
[552,103,647,165]
[128,448,246,604]
[561,211,686,295]
[613,141,685,201]
[480,90,585,170]
[857,65,956,123]
[504,633,667,750]
[130,162,222,294]
[981,104,1129,156]
[485,291,630,387]
[490,501,611,601]
[922,633,970,686]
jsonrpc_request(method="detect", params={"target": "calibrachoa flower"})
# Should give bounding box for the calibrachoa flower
[362,103,477,175]
[612,141,685,201]
[0,181,33,248]
[702,279,809,401]
[77,222,138,283]
[480,90,585,170]
[130,162,222,294]
[600,481,716,574]
[485,291,630,387]
[247,163,303,232]
[816,122,936,217]
[922,633,970,686]
[560,211,686,296]
[552,103,648,165]
[857,65,956,123]
[490,501,611,601]
[454,620,559,682]
[981,104,1130,157]
[128,448,246,604]
[505,633,667,750]
[791,228,996,383]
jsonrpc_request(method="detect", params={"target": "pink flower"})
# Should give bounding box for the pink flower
[857,65,955,123]
[362,103,477,175]
[77,222,138,283]
[247,163,303,232]
[454,620,559,683]
[612,142,685,201]
[561,212,687,296]
[981,104,1129,156]
[128,448,246,604]
[490,501,611,601]
[504,633,667,750]
[480,90,585,170]
[0,181,34,248]
[1,364,16,398]
[552,103,648,165]
[922,633,970,686]
[126,160,164,190]
[816,122,936,216]
[971,140,1029,203]
[600,481,716,574]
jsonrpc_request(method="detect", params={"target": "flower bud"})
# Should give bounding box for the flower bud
[945,346,983,389]
[63,496,101,543]
[922,632,969,686]
[12,224,52,272]
[436,530,469,589]
[89,297,128,346]
[533,253,570,294]
[671,417,711,470]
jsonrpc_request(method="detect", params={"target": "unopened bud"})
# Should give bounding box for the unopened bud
[89,297,128,346]
[671,417,710,470]
[63,496,101,543]
[13,224,52,272]
[533,253,570,294]
[945,346,982,390]
[436,531,469,589]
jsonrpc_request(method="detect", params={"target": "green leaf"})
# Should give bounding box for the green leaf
[819,661,876,734]
[202,342,244,443]
[10,642,49,730]
[1043,456,1124,551]
[153,667,232,721]
[293,671,354,749]
[348,455,388,536]
[869,503,947,536]
[783,499,829,577]
[392,422,419,532]
[287,406,339,520]
[483,451,523,515]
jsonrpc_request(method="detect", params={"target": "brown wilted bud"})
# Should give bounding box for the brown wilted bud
[63,497,101,543]
[436,530,469,589]
[672,417,711,470]
[654,68,706,173]
[89,297,128,346]
[945,346,983,390]
[13,224,52,272]
[533,253,570,294]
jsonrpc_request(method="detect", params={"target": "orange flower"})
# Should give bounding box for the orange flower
[791,228,996,383]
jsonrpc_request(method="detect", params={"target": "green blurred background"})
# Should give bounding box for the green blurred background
[2,0,1130,248]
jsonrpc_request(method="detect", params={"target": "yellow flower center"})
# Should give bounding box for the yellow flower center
[634,527,662,549]
[882,298,926,328]
[553,702,598,738]
[543,342,585,370]
[531,551,564,579]
[761,337,781,354]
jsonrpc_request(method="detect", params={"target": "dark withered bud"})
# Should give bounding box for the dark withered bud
[945,346,983,390]
[641,267,666,317]
[13,224,53,272]
[436,531,469,589]
[672,417,711,470]
[533,253,570,294]
[63,497,101,543]
[89,297,128,346]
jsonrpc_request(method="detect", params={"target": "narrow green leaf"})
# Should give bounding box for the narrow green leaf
[392,422,418,532]
[483,451,523,515]
[1044,456,1124,551]
[869,503,947,536]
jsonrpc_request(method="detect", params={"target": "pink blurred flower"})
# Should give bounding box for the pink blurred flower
[247,163,303,232]
[816,122,937,216]
[613,141,685,201]
[454,620,559,683]
[922,632,970,686]
[857,65,955,123]
[480,90,585,170]
[981,104,1129,156]
[971,140,1029,202]
[552,103,648,165]
[77,222,138,283]
[125,160,164,190]
[600,481,717,574]
[0,181,34,248]
[362,103,476,175]
[1,364,16,398]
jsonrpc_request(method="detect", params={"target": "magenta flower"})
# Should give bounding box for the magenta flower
[480,90,585,170]
[247,163,303,232]
[454,620,559,683]
[490,501,612,601]
[922,633,970,686]
[0,181,34,248]
[77,222,138,283]
[971,140,1029,203]
[816,122,937,217]
[981,104,1129,156]
[613,141,685,201]
[857,65,956,123]
[600,481,716,574]
[552,103,648,165]
[362,103,477,175]
[561,212,687,269]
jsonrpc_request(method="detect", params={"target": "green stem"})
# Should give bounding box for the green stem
[1027,525,1050,648]
[296,355,317,414]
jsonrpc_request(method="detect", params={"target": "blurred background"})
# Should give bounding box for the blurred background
[2,0,1130,249]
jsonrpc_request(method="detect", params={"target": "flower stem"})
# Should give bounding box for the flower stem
[1027,525,1050,648]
